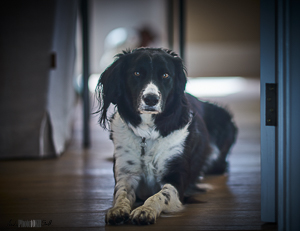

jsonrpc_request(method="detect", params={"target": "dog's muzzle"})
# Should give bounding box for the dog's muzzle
[139,83,162,114]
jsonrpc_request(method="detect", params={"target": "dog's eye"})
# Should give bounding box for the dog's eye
[134,71,140,76]
[162,73,169,79]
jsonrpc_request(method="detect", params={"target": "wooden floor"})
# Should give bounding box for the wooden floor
[0,78,277,230]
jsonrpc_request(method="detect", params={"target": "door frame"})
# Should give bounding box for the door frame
[260,0,300,230]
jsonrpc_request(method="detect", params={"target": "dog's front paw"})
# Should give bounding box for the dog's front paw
[105,206,131,225]
[130,206,157,225]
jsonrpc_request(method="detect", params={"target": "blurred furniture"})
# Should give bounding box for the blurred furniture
[0,0,78,158]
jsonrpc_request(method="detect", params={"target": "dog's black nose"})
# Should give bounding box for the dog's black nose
[143,94,159,106]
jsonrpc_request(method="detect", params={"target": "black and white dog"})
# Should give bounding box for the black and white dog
[96,48,237,225]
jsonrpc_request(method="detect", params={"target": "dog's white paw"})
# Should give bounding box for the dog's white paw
[105,206,131,225]
[130,206,157,225]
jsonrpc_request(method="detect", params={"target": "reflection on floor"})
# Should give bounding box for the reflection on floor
[0,78,277,230]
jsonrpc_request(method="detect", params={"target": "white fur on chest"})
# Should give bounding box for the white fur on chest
[111,113,190,198]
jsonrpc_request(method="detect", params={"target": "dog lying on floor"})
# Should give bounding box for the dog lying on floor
[95,48,237,225]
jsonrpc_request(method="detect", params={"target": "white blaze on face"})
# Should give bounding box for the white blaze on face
[139,82,162,114]
[143,82,160,96]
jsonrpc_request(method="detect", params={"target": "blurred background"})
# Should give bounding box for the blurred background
[86,0,259,78]
[0,0,260,158]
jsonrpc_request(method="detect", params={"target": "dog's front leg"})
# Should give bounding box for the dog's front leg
[105,176,139,225]
[130,184,183,225]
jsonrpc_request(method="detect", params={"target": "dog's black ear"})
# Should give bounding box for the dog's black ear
[95,55,124,129]
[173,56,187,95]
[164,49,187,94]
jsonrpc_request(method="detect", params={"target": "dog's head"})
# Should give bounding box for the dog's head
[96,48,187,129]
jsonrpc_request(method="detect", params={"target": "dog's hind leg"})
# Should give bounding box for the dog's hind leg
[130,184,183,225]
[105,176,139,225]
